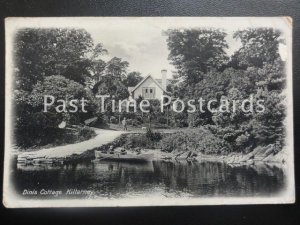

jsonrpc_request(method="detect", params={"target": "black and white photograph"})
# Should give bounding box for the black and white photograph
[3,17,294,207]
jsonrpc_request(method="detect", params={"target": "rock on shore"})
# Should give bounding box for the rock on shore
[196,144,287,164]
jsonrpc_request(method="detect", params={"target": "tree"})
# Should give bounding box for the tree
[231,28,281,69]
[83,59,106,89]
[251,90,286,147]
[14,28,95,91]
[14,76,97,147]
[92,43,108,59]
[105,57,129,81]
[28,75,96,125]
[62,59,92,85]
[166,28,229,84]
[93,76,129,100]
[86,43,108,87]
[123,71,143,87]
[91,59,107,80]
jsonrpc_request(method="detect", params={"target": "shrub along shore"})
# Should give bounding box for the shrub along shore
[70,128,286,164]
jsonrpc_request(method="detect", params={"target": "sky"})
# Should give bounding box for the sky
[89,25,176,79]
[87,20,242,79]
[8,17,290,79]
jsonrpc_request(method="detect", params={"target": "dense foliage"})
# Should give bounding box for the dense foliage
[165,28,286,153]
[166,29,229,84]
[160,128,229,154]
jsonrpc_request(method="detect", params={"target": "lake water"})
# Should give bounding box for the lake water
[13,160,286,199]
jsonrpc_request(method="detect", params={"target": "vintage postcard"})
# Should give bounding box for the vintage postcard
[3,17,294,207]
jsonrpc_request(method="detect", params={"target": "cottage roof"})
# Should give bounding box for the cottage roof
[128,74,166,93]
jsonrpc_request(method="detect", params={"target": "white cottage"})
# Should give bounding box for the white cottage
[128,69,168,100]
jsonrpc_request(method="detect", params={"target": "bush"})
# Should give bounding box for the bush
[124,134,154,149]
[157,116,167,124]
[223,132,237,142]
[204,124,219,134]
[146,128,162,142]
[235,133,251,152]
[159,132,187,152]
[109,116,118,124]
[235,134,248,146]
[14,126,96,149]
[173,113,189,127]
[136,116,144,124]
[120,129,163,149]
[131,118,142,126]
[159,128,230,154]
[77,127,96,142]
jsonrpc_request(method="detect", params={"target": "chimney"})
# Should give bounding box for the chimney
[161,69,167,91]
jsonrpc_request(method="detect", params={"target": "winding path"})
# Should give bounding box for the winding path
[18,129,125,159]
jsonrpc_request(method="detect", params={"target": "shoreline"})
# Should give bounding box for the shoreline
[15,129,287,166]
[16,147,287,166]
[152,149,286,165]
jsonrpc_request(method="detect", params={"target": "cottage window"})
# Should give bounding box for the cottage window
[142,87,156,99]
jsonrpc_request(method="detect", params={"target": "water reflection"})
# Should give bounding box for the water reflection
[13,160,286,199]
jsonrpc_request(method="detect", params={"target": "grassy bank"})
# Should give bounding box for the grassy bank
[15,126,96,151]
